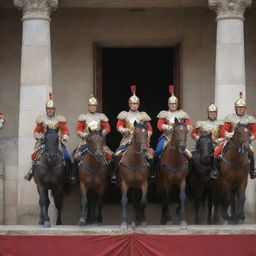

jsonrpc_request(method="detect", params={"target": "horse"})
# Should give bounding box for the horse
[118,121,150,229]
[216,123,251,224]
[190,133,214,224]
[78,128,108,226]
[33,128,67,227]
[157,118,189,226]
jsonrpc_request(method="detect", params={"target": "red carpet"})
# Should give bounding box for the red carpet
[0,233,256,256]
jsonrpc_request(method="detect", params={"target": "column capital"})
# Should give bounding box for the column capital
[13,0,58,21]
[208,0,251,20]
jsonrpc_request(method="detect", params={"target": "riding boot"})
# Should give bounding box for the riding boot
[210,157,219,179]
[66,160,76,183]
[24,161,36,181]
[248,151,256,179]
[111,156,120,184]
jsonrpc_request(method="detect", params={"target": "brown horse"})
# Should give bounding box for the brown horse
[157,118,189,226]
[33,128,67,227]
[78,128,108,226]
[216,123,250,224]
[118,121,150,229]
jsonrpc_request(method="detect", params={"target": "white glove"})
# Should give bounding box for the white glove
[225,132,234,139]
[162,124,173,131]
[195,135,199,141]
[215,137,224,144]
[62,134,69,141]
[34,133,44,140]
[250,135,255,141]
[77,131,88,140]
[102,129,107,136]
[119,127,130,135]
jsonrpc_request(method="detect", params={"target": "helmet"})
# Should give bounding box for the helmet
[207,103,218,112]
[45,93,55,108]
[128,85,140,105]
[234,92,246,107]
[88,94,98,106]
[168,85,178,104]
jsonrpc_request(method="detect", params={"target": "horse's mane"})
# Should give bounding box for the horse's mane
[88,130,103,137]
[195,133,213,150]
[236,123,249,128]
[134,122,147,130]
[173,121,187,127]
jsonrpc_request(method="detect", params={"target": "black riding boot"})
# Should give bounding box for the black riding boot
[111,156,120,184]
[66,160,76,183]
[24,161,36,181]
[210,157,219,179]
[248,151,256,179]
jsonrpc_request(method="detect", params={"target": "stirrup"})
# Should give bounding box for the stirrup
[24,172,32,181]
[111,175,118,184]
[210,170,219,180]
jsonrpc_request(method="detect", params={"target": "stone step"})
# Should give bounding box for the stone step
[0,225,255,236]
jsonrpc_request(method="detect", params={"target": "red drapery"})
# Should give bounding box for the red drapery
[0,233,256,256]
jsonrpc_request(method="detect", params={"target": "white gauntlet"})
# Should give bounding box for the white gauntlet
[119,127,130,134]
[195,135,199,141]
[162,124,173,131]
[62,134,69,141]
[77,131,88,140]
[250,135,255,141]
[215,137,224,144]
[225,132,234,139]
[34,133,44,140]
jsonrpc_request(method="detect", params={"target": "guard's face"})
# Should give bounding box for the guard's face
[208,111,217,121]
[46,108,55,117]
[236,107,246,116]
[130,103,139,111]
[169,103,178,111]
[88,105,97,113]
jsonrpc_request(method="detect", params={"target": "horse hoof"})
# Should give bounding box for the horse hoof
[235,219,243,225]
[223,220,229,225]
[180,221,187,228]
[43,221,51,228]
[140,222,147,227]
[56,221,62,225]
[166,221,172,225]
[120,222,128,229]
[79,219,86,226]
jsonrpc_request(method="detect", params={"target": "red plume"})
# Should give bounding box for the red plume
[49,92,52,99]
[239,92,243,98]
[169,85,174,94]
[131,85,136,94]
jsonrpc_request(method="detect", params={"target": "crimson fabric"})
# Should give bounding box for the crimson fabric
[0,234,256,256]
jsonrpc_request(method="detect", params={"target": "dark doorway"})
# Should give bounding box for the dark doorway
[101,47,177,151]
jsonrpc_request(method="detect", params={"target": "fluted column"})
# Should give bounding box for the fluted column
[14,0,58,223]
[209,0,251,118]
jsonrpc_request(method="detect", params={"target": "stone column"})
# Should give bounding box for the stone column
[208,0,251,119]
[14,0,58,224]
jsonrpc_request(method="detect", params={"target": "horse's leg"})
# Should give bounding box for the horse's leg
[160,185,171,225]
[120,182,129,229]
[221,183,231,225]
[235,183,247,224]
[179,179,187,227]
[139,181,148,226]
[131,189,141,225]
[52,187,64,225]
[207,190,213,224]
[37,185,51,227]
[79,182,88,226]
[96,188,105,225]
[194,188,201,224]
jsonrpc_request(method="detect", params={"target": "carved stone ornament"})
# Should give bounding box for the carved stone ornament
[13,0,58,19]
[208,0,251,20]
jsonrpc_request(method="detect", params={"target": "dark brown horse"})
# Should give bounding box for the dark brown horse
[216,123,250,224]
[33,128,67,227]
[190,133,214,224]
[118,121,150,229]
[157,118,189,226]
[78,128,108,226]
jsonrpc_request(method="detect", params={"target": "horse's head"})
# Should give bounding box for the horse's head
[172,118,188,153]
[133,121,148,157]
[44,127,59,163]
[87,128,105,162]
[233,123,250,154]
[196,133,214,164]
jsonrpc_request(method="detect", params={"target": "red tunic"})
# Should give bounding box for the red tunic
[76,121,110,134]
[220,122,256,137]
[34,122,69,136]
[157,118,192,131]
[116,120,153,133]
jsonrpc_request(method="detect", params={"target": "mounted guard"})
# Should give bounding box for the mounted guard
[24,93,75,183]
[211,92,256,179]
[111,85,154,183]
[74,94,113,163]
[155,85,192,159]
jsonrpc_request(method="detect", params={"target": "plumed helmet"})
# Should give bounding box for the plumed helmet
[88,94,98,106]
[45,93,55,108]
[168,85,178,104]
[128,85,140,105]
[234,92,246,107]
[207,103,218,112]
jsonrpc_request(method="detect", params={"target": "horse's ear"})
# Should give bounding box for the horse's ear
[88,127,92,133]
[174,117,179,124]
[134,120,137,127]
[207,133,212,138]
